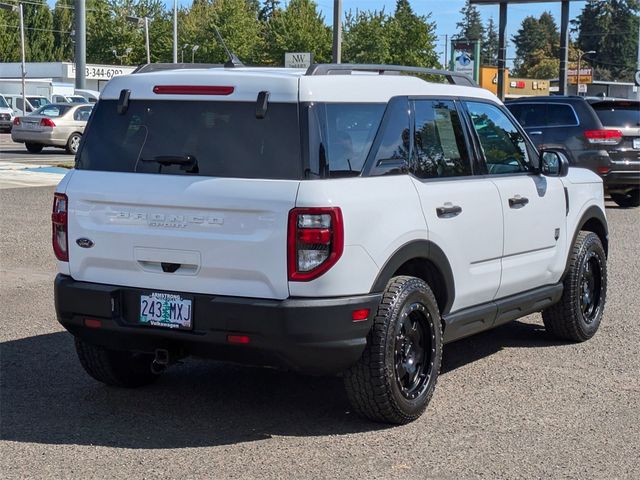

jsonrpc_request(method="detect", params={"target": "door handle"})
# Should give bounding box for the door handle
[436,204,462,218]
[529,131,543,136]
[509,195,529,208]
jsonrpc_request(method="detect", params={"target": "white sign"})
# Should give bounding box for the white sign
[578,83,587,94]
[453,51,474,77]
[67,64,135,81]
[285,52,312,69]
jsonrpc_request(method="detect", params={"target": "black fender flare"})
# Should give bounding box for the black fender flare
[563,205,609,277]
[369,240,455,315]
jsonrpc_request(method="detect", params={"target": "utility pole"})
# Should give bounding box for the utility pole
[144,17,150,64]
[558,0,569,95]
[637,21,640,100]
[332,0,342,63]
[444,34,448,70]
[496,2,507,100]
[74,0,86,89]
[19,3,26,115]
[173,0,178,63]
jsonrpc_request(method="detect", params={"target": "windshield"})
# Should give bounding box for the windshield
[0,96,8,108]
[77,100,302,179]
[591,101,640,128]
[69,96,88,104]
[306,103,386,177]
[27,97,50,109]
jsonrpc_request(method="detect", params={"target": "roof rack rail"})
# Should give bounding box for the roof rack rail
[132,63,225,74]
[305,63,477,87]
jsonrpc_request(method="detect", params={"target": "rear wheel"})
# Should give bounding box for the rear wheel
[542,231,607,342]
[344,276,442,424]
[75,338,159,387]
[66,132,81,154]
[610,190,640,208]
[25,143,43,153]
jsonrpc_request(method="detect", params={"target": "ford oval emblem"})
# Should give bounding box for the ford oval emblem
[76,238,94,248]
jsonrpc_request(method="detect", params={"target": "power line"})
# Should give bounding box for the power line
[0,22,72,34]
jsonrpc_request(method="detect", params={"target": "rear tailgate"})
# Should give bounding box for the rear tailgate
[65,172,298,299]
[590,100,640,165]
[63,73,303,300]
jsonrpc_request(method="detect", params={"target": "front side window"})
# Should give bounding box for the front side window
[0,96,8,108]
[466,101,531,175]
[412,100,471,178]
[507,103,547,128]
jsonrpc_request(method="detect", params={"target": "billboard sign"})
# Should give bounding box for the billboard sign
[450,39,480,82]
[285,52,313,69]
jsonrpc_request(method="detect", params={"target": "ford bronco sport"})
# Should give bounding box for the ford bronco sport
[54,64,608,424]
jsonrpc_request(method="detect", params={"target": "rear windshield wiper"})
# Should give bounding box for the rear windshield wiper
[141,155,199,174]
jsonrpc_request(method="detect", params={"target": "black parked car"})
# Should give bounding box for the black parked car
[506,96,640,207]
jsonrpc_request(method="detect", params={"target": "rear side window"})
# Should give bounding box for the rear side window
[591,101,640,128]
[27,97,50,109]
[368,98,411,176]
[77,100,302,179]
[546,104,579,126]
[73,106,92,121]
[412,100,471,178]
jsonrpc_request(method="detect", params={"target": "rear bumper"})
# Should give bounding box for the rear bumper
[54,274,380,375]
[602,170,640,189]
[11,129,67,146]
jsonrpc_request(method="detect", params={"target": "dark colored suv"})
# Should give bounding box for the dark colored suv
[506,96,640,207]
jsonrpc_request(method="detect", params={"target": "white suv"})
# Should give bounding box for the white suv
[53,64,608,424]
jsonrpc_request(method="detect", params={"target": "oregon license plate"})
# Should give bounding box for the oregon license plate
[633,138,640,149]
[139,292,192,330]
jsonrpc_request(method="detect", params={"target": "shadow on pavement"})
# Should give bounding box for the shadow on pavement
[1,320,563,449]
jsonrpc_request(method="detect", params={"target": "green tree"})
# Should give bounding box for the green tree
[22,0,55,61]
[52,0,74,61]
[264,0,332,65]
[0,8,21,62]
[180,0,263,64]
[482,17,498,66]
[343,9,391,64]
[259,0,280,22]
[512,13,559,77]
[387,0,439,68]
[457,0,484,41]
[575,0,639,80]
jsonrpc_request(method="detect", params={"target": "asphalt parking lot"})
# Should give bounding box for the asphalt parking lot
[1,139,639,479]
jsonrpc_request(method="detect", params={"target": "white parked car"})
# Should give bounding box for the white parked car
[0,94,13,132]
[53,64,608,424]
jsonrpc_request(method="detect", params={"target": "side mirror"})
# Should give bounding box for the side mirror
[540,149,569,177]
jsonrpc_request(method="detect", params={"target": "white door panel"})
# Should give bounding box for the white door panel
[412,177,503,312]
[492,174,567,298]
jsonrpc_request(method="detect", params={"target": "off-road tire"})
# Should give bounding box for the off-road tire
[344,276,443,424]
[610,190,640,208]
[75,337,159,387]
[66,132,82,154]
[542,231,607,342]
[25,143,43,153]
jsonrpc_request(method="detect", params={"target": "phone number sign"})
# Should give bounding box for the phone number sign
[67,64,135,80]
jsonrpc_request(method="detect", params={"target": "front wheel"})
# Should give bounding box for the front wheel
[66,132,81,154]
[611,190,640,208]
[542,231,607,342]
[25,143,43,153]
[75,338,160,387]
[343,276,443,424]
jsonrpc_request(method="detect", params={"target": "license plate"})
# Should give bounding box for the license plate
[139,292,192,330]
[24,123,37,130]
[633,138,640,149]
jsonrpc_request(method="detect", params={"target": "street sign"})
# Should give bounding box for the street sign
[578,83,587,94]
[285,52,312,69]
[635,70,640,87]
[450,39,480,82]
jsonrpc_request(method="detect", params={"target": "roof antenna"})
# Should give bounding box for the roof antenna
[212,24,244,68]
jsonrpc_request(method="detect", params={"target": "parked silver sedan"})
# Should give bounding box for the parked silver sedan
[11,103,93,154]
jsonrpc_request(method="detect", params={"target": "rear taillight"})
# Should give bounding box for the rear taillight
[13,117,20,126]
[584,129,622,145]
[52,193,68,261]
[40,117,56,127]
[287,207,344,281]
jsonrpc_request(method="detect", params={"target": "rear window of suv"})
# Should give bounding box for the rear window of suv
[77,100,303,179]
[590,101,640,128]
